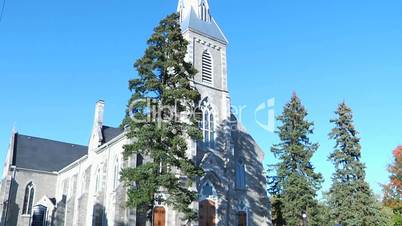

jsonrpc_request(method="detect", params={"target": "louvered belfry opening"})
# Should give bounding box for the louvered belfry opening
[202,51,213,84]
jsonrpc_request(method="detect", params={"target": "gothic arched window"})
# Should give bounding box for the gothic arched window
[202,50,213,84]
[200,181,216,200]
[201,3,206,21]
[236,160,246,189]
[200,2,210,22]
[136,154,144,167]
[201,105,215,148]
[22,182,35,215]
[113,157,120,190]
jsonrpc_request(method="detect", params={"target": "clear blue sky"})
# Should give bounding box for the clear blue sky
[0,0,401,196]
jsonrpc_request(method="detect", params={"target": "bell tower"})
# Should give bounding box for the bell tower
[177,2,234,226]
[178,0,231,125]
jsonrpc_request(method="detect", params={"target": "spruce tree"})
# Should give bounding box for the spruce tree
[270,94,323,225]
[267,165,286,226]
[120,13,204,222]
[327,102,385,225]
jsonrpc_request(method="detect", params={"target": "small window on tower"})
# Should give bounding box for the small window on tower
[202,51,213,84]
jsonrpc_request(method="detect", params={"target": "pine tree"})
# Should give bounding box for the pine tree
[327,102,385,225]
[267,165,286,226]
[120,13,204,222]
[269,94,323,225]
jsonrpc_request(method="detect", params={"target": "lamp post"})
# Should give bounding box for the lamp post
[302,212,308,226]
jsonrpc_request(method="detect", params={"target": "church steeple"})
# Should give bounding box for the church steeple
[177,0,227,44]
[178,0,211,23]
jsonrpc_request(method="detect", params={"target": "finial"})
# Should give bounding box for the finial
[12,122,17,134]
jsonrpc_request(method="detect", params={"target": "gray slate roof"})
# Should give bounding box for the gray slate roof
[12,134,88,172]
[101,126,124,144]
[181,8,228,44]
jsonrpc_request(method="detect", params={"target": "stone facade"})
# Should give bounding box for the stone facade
[0,0,271,225]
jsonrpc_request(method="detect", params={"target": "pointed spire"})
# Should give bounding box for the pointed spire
[177,0,228,44]
[11,122,17,134]
[178,0,211,23]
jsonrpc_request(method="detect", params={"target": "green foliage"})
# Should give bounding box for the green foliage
[327,102,386,226]
[315,201,334,225]
[393,212,402,226]
[381,205,400,226]
[121,13,204,222]
[269,94,323,226]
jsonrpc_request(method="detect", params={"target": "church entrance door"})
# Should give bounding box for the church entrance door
[238,211,247,226]
[31,205,47,226]
[153,207,166,226]
[199,200,216,226]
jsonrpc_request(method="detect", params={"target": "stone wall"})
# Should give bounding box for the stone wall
[11,169,57,226]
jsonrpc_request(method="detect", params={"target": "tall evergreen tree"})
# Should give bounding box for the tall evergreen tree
[267,165,286,226]
[327,102,385,225]
[269,94,323,225]
[120,13,204,222]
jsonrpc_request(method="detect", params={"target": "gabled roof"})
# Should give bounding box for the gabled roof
[12,134,88,172]
[101,126,124,144]
[180,8,228,44]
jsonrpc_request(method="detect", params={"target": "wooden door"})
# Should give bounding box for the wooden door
[238,211,247,226]
[199,200,216,226]
[153,207,166,226]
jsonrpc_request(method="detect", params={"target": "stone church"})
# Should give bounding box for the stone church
[0,0,271,225]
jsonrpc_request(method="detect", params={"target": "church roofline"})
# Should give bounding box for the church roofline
[179,3,228,44]
[11,133,88,173]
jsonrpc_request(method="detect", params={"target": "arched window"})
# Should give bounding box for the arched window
[201,106,215,148]
[95,168,101,193]
[203,3,207,21]
[136,154,144,167]
[200,180,217,200]
[202,51,213,84]
[113,157,120,190]
[22,182,34,215]
[200,2,210,22]
[236,160,246,189]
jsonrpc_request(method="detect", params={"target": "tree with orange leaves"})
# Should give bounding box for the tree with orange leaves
[383,145,402,224]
